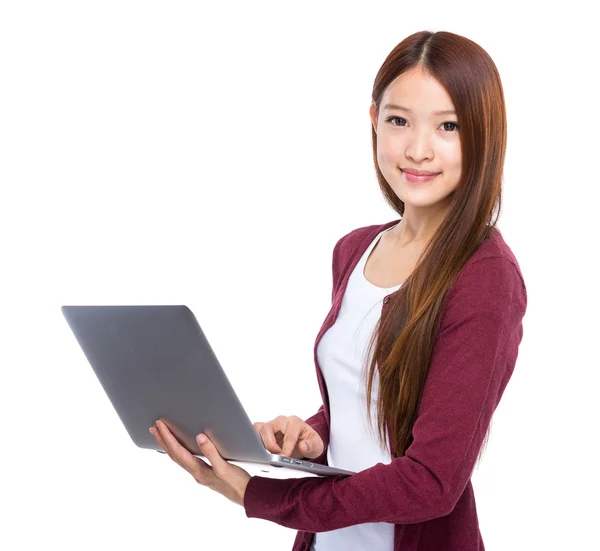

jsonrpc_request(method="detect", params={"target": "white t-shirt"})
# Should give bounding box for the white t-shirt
[311,225,401,551]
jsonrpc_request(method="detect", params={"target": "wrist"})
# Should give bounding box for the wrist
[238,476,251,506]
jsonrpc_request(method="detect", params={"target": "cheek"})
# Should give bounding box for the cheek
[438,142,461,169]
[377,135,398,168]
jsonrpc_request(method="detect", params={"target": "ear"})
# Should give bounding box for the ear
[369,102,378,134]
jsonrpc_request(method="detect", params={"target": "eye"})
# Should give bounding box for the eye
[386,116,407,127]
[385,116,459,132]
[442,122,459,132]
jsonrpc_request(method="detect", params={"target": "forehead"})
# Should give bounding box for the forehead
[381,68,455,115]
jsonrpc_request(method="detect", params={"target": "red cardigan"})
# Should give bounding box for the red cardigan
[243,219,528,551]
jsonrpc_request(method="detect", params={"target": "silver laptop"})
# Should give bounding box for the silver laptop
[61,305,355,479]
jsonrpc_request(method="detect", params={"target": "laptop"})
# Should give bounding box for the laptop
[61,305,355,479]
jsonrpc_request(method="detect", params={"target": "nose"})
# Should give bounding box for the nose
[405,130,434,162]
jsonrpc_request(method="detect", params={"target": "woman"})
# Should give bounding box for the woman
[150,29,527,551]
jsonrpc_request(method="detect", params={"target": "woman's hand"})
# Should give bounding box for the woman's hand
[149,419,251,507]
[253,415,324,459]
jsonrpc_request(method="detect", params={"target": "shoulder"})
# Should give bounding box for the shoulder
[332,221,527,310]
[330,221,397,294]
[457,227,527,303]
[334,221,522,276]
[442,228,528,328]
[333,219,398,264]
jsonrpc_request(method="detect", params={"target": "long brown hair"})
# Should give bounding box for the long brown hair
[364,31,507,465]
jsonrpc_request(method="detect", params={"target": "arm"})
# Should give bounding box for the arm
[243,257,527,532]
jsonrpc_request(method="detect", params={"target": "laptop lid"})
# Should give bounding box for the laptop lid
[61,305,274,463]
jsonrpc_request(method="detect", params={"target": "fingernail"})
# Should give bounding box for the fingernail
[198,435,207,444]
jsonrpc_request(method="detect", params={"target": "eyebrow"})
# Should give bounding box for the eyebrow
[382,103,456,116]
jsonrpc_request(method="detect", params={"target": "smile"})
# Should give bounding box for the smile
[401,170,440,184]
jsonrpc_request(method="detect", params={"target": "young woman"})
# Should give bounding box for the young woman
[151,30,527,551]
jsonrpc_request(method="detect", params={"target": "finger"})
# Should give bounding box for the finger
[260,425,284,453]
[153,427,215,487]
[150,425,169,454]
[152,422,178,460]
[150,426,165,450]
[302,429,324,459]
[253,422,271,448]
[156,421,212,476]
[196,434,227,476]
[281,423,302,457]
[151,425,185,470]
[299,432,317,455]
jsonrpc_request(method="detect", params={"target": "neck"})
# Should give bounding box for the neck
[389,204,450,247]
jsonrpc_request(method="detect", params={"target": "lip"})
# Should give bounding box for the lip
[402,168,439,176]
[401,169,440,184]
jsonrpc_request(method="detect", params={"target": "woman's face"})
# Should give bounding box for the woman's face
[370,67,462,210]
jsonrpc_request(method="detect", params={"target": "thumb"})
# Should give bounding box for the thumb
[301,433,323,458]
[301,437,316,454]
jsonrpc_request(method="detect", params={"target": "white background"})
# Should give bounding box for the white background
[1,1,598,549]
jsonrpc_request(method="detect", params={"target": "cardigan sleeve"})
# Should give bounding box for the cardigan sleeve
[243,257,527,532]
